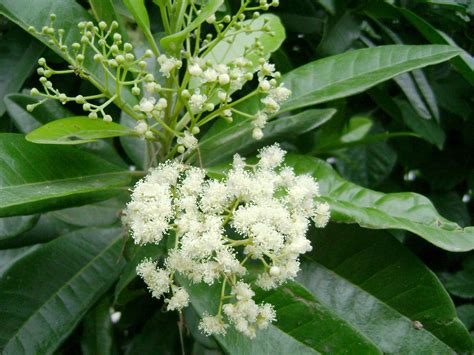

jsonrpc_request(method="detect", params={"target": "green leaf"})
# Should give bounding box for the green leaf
[125,311,179,355]
[200,109,336,166]
[51,196,126,227]
[0,227,126,354]
[0,213,78,249]
[0,26,44,116]
[444,270,474,299]
[26,116,134,145]
[298,224,472,353]
[160,0,224,54]
[316,12,361,56]
[202,13,285,68]
[397,7,474,85]
[0,245,40,276]
[122,0,159,56]
[457,304,474,331]
[398,99,446,149]
[0,134,131,217]
[285,154,474,251]
[278,45,461,113]
[183,278,379,354]
[0,215,39,243]
[81,296,114,355]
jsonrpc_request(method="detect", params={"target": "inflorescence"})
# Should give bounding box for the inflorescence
[27,0,288,162]
[124,145,330,338]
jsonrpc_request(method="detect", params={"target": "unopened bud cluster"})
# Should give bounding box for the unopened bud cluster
[124,145,330,338]
[27,0,290,160]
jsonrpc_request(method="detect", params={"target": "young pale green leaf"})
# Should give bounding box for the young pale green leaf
[397,7,474,85]
[0,134,131,217]
[200,109,336,166]
[160,0,224,54]
[285,154,474,251]
[0,27,44,116]
[202,14,285,68]
[0,227,125,354]
[298,224,472,353]
[278,45,461,113]
[25,116,134,145]
[122,0,159,55]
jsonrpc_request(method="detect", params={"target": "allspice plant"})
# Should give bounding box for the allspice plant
[0,0,473,354]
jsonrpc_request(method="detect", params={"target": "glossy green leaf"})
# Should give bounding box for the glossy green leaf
[51,196,126,227]
[125,311,179,355]
[316,12,361,56]
[0,227,126,354]
[0,215,39,242]
[457,305,474,331]
[398,7,474,85]
[161,0,224,54]
[0,213,78,249]
[122,0,159,56]
[26,116,134,145]
[0,245,40,277]
[200,109,336,166]
[81,296,114,355]
[278,45,461,113]
[0,26,44,116]
[285,154,474,251]
[0,134,131,217]
[398,99,445,149]
[5,94,127,167]
[444,270,474,299]
[298,224,472,353]
[183,278,380,354]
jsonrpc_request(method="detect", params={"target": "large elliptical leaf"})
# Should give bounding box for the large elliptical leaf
[278,45,460,113]
[0,227,126,354]
[286,154,474,252]
[0,134,131,217]
[298,224,472,353]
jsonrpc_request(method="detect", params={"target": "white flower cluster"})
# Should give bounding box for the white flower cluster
[124,144,330,338]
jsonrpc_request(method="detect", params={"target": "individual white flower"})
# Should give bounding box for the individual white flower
[177,131,198,150]
[252,128,264,140]
[189,91,207,112]
[203,68,218,83]
[134,121,148,135]
[166,287,190,311]
[270,85,292,102]
[199,314,228,336]
[261,96,280,113]
[158,54,182,78]
[189,63,203,76]
[136,260,170,299]
[139,97,156,113]
[313,202,331,228]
